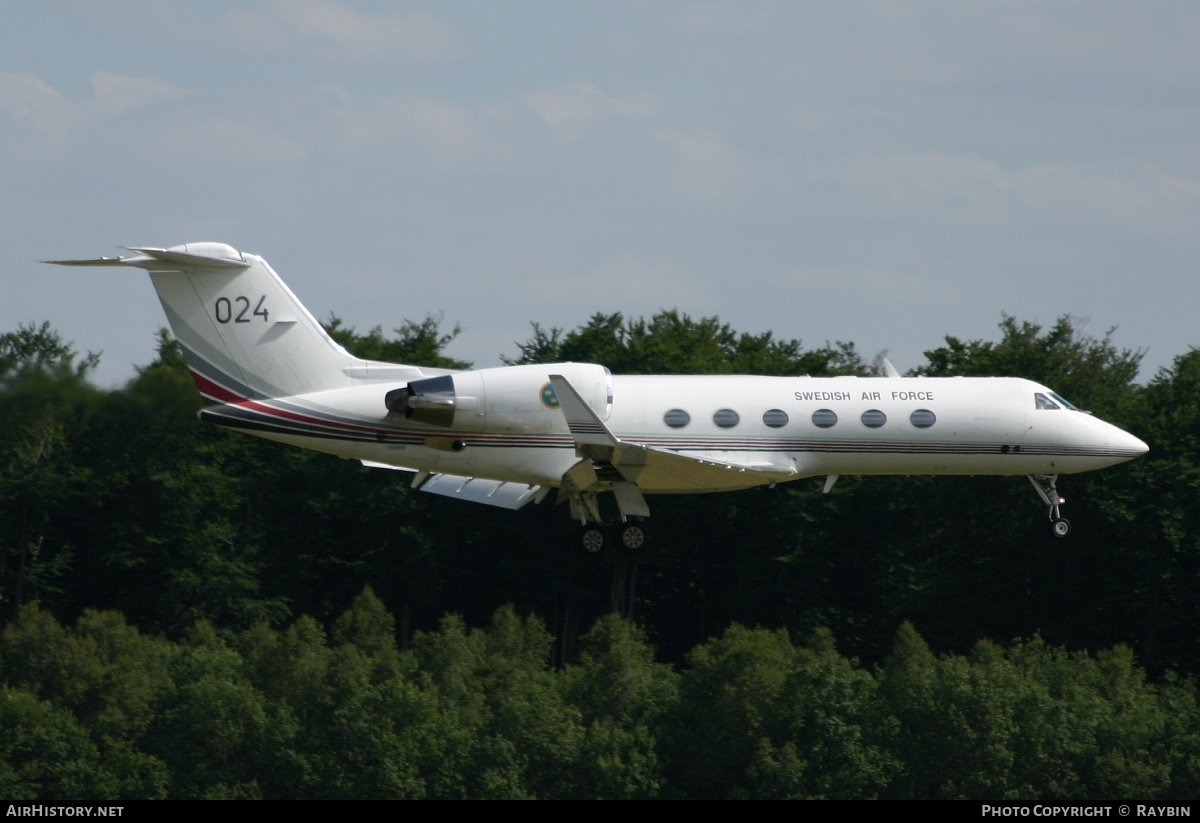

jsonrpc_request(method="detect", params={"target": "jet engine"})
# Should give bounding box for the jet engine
[384,362,612,433]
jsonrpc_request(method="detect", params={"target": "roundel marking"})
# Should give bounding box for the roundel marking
[540,382,560,409]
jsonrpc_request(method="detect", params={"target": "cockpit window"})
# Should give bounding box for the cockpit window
[1035,391,1080,411]
[1048,391,1078,410]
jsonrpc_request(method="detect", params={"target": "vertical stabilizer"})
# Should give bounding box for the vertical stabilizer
[48,242,358,401]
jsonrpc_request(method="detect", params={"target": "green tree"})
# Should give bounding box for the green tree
[505,311,867,376]
[0,325,101,617]
[325,314,470,369]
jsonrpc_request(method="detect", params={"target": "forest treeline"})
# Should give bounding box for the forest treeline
[2,311,1199,798]
[4,594,1200,799]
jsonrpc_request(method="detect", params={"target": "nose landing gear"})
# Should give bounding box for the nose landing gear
[1028,474,1071,539]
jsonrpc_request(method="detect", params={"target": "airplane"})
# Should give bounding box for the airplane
[47,242,1149,554]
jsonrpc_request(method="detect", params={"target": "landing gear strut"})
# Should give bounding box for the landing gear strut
[1028,474,1071,539]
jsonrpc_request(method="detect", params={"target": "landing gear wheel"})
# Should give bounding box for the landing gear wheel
[616,522,647,555]
[577,525,607,557]
[1049,518,1071,539]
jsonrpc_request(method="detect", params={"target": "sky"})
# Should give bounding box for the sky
[2,1,1197,388]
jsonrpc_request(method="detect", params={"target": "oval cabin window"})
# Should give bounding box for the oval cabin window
[910,409,936,428]
[812,409,838,428]
[664,409,691,428]
[861,409,887,428]
[762,409,789,428]
[714,409,740,428]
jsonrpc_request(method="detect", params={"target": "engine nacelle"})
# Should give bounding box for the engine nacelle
[385,362,612,433]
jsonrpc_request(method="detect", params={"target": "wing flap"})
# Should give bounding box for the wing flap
[361,461,546,510]
[609,442,795,491]
[417,473,545,510]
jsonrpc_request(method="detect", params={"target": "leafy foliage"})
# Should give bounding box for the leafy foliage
[0,605,1197,799]
[504,311,868,376]
[325,314,470,370]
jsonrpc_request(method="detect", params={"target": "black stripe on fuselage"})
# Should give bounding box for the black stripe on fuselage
[200,404,1138,460]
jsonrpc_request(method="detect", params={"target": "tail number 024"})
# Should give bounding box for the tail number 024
[214,295,269,324]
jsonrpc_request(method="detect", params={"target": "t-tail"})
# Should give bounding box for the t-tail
[46,242,432,403]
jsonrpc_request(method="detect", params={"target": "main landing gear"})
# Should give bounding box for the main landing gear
[570,487,649,557]
[576,521,648,558]
[1028,474,1071,539]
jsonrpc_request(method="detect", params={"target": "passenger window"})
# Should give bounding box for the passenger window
[910,409,936,428]
[861,409,887,428]
[664,409,691,428]
[714,409,740,428]
[812,409,838,428]
[1035,393,1060,410]
[762,409,789,428]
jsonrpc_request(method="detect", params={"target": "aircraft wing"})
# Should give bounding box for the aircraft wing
[549,374,796,493]
[361,461,548,510]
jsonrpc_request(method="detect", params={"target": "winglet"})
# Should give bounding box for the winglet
[549,373,618,448]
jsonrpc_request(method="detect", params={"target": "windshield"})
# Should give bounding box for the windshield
[1034,391,1080,411]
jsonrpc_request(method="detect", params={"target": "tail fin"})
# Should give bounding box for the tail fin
[48,242,362,401]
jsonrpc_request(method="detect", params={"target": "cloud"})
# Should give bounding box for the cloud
[89,72,192,116]
[482,83,660,161]
[0,72,73,144]
[650,130,769,203]
[0,70,190,153]
[1014,162,1200,239]
[511,83,658,129]
[520,255,711,311]
[815,153,1014,220]
[810,150,1200,243]
[317,85,477,158]
[0,67,492,173]
[224,0,468,66]
[63,0,467,68]
[770,263,936,302]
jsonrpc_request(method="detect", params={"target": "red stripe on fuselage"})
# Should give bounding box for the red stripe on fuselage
[190,369,246,404]
[190,368,413,437]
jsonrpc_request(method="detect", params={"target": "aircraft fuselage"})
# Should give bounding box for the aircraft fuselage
[198,370,1146,492]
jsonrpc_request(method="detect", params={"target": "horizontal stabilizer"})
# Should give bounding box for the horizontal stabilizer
[45,242,251,271]
[42,256,131,267]
[125,245,250,269]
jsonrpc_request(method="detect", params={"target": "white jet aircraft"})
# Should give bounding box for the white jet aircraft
[48,242,1148,553]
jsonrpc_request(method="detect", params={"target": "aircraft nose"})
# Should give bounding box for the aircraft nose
[1108,423,1149,463]
[1124,430,1150,458]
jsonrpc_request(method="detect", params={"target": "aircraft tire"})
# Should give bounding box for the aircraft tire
[1049,518,1071,539]
[616,522,647,555]
[577,525,607,557]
